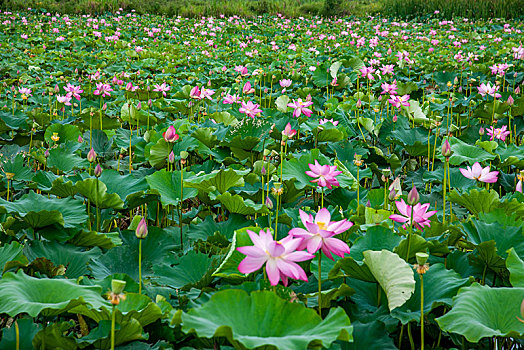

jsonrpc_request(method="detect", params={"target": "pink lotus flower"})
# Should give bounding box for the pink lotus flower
[190,86,201,99]
[57,94,72,106]
[282,122,297,138]
[289,208,352,260]
[64,83,83,100]
[125,82,139,92]
[487,125,511,142]
[237,228,315,286]
[163,125,179,142]
[389,199,437,230]
[200,88,215,100]
[280,79,292,88]
[223,93,241,104]
[93,83,113,98]
[305,160,342,189]
[18,87,32,97]
[239,100,262,118]
[459,162,498,183]
[287,98,313,118]
[388,94,410,108]
[154,83,171,97]
[477,82,501,98]
[381,81,398,95]
[242,81,255,94]
[319,118,339,126]
[517,180,522,193]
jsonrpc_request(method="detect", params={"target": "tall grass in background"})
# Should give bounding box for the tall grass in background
[381,0,524,19]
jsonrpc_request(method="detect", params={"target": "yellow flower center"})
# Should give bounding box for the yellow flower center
[317,222,328,230]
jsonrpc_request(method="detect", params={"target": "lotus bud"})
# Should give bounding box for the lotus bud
[441,138,452,157]
[393,115,398,122]
[147,98,152,108]
[356,99,362,108]
[168,151,175,164]
[78,134,84,143]
[44,149,50,158]
[54,84,59,92]
[388,188,397,201]
[111,279,126,294]
[163,125,179,143]
[87,148,97,162]
[137,101,142,110]
[135,217,148,239]
[515,86,520,94]
[94,164,102,177]
[507,95,515,106]
[479,127,485,136]
[102,103,107,111]
[261,166,266,176]
[366,200,371,207]
[265,196,273,209]
[407,185,420,205]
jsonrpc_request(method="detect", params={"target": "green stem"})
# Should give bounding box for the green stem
[420,273,425,350]
[138,239,142,294]
[111,304,116,350]
[15,320,19,350]
[318,253,322,316]
[96,178,100,231]
[356,168,360,216]
[180,168,184,250]
[398,324,404,349]
[321,187,324,209]
[408,322,415,350]
[443,160,447,224]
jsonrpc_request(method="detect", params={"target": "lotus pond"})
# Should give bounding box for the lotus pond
[0,8,523,350]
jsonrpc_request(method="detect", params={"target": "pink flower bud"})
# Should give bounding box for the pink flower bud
[94,164,102,177]
[393,115,398,122]
[135,217,148,239]
[78,135,84,143]
[168,151,175,164]
[441,138,452,157]
[265,196,273,209]
[407,185,420,205]
[87,147,97,163]
[163,125,179,143]
[507,95,515,106]
[479,127,485,136]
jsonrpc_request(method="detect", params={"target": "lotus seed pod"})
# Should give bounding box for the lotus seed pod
[416,252,429,266]
[111,279,126,294]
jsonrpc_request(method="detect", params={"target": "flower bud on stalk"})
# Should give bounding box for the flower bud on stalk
[135,217,148,239]
[87,148,97,163]
[407,185,420,206]
[94,164,102,177]
[441,138,452,158]
[168,151,175,164]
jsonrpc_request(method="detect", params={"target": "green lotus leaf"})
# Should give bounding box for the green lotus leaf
[436,284,524,342]
[0,191,87,229]
[47,146,88,173]
[184,168,249,193]
[275,95,290,113]
[394,234,429,262]
[388,128,435,156]
[213,226,259,279]
[179,289,352,349]
[448,189,500,216]
[44,123,81,144]
[75,178,125,209]
[341,320,396,350]
[145,169,197,207]
[391,263,471,324]
[98,169,148,202]
[506,248,524,287]
[3,153,33,182]
[68,230,122,249]
[0,270,107,317]
[49,176,77,198]
[148,138,171,168]
[32,321,78,350]
[0,318,41,350]
[24,240,101,279]
[0,241,25,275]
[349,226,402,261]
[191,127,218,149]
[215,192,270,215]
[363,250,416,311]
[440,137,496,166]
[153,250,218,290]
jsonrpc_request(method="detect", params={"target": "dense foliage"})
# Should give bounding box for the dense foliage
[0,9,523,350]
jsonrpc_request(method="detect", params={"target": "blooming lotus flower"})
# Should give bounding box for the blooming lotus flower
[287,98,313,118]
[282,122,297,138]
[487,125,511,142]
[190,86,201,99]
[237,228,315,286]
[459,162,498,183]
[477,82,501,98]
[200,88,215,100]
[388,94,410,108]
[381,81,398,95]
[289,208,352,260]
[242,81,255,94]
[57,94,72,106]
[280,79,292,88]
[389,199,437,230]
[153,82,171,97]
[125,82,139,92]
[18,87,32,98]
[163,125,179,142]
[93,83,113,98]
[239,100,262,118]
[64,83,83,100]
[305,160,342,189]
[223,93,240,104]
[319,118,339,126]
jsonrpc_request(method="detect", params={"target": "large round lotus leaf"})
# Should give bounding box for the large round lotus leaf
[74,178,125,209]
[146,169,198,207]
[436,283,524,342]
[391,263,470,324]
[506,248,524,287]
[0,190,88,229]
[0,270,108,317]
[184,168,249,193]
[362,250,416,311]
[181,289,352,349]
[44,123,81,144]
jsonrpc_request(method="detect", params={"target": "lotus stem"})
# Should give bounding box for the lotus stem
[96,178,100,231]
[398,324,404,349]
[138,239,142,294]
[321,187,324,210]
[318,253,322,316]
[420,273,425,350]
[180,167,184,250]
[443,160,447,224]
[111,304,116,350]
[356,167,360,216]
[6,179,10,201]
[15,320,19,350]
[407,322,415,350]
